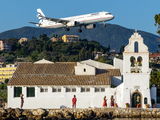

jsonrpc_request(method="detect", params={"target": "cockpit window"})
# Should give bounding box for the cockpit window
[105,13,111,15]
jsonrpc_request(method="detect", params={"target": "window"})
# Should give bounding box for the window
[27,87,35,97]
[66,87,76,92]
[101,88,105,92]
[81,87,90,92]
[157,88,160,103]
[134,42,138,53]
[95,87,105,92]
[72,88,76,92]
[52,87,61,92]
[40,87,48,92]
[14,87,22,97]
[84,68,86,72]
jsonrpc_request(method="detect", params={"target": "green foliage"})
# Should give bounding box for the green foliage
[154,14,160,26]
[111,84,116,88]
[154,14,160,35]
[119,45,124,55]
[151,99,155,105]
[150,71,160,87]
[0,91,7,102]
[97,56,113,65]
[0,84,7,90]
[1,33,114,63]
[4,79,9,84]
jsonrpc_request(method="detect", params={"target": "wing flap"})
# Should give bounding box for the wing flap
[38,15,69,24]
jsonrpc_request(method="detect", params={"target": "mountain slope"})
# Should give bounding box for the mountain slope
[0,24,160,53]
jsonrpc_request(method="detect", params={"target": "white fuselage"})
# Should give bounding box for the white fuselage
[37,12,114,29]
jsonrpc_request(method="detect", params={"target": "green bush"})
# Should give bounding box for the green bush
[151,99,155,105]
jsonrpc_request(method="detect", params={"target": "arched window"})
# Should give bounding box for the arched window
[137,56,142,66]
[134,42,138,53]
[130,56,135,67]
[84,68,86,72]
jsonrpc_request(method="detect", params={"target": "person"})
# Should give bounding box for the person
[136,96,140,108]
[111,95,114,108]
[72,95,77,108]
[20,94,24,109]
[103,96,107,108]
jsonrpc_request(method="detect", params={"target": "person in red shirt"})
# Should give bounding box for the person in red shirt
[72,95,77,108]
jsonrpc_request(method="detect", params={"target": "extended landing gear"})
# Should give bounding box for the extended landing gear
[78,29,82,33]
[65,28,70,31]
[78,26,82,33]
[103,21,106,27]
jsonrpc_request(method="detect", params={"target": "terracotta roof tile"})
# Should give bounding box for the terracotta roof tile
[8,62,121,86]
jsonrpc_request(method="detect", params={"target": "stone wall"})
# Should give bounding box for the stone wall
[0,108,160,119]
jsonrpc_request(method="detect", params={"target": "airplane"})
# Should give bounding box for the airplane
[29,9,114,33]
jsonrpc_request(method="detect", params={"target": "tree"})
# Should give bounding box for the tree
[4,79,9,84]
[31,51,39,62]
[79,48,85,61]
[154,14,160,34]
[119,45,124,54]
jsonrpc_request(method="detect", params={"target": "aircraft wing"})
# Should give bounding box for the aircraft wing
[38,15,69,24]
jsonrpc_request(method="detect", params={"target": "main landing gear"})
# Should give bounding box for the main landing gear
[78,26,82,33]
[103,21,106,27]
[65,28,70,31]
[65,27,82,33]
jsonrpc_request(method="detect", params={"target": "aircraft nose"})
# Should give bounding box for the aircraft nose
[111,15,114,19]
[110,14,114,20]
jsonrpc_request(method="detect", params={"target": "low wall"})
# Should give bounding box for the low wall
[0,108,160,119]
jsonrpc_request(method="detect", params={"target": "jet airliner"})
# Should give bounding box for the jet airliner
[29,9,114,33]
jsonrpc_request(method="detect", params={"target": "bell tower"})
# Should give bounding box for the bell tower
[123,30,149,74]
[121,30,151,108]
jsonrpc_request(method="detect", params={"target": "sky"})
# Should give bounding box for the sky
[0,0,159,36]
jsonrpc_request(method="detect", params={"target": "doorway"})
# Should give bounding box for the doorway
[132,92,142,108]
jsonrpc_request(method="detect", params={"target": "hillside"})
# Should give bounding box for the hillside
[0,24,160,52]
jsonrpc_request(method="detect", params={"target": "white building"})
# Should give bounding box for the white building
[7,31,152,109]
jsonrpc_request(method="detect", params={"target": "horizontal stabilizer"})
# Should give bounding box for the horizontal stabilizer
[28,22,41,25]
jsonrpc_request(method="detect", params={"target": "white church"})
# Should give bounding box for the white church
[7,31,153,109]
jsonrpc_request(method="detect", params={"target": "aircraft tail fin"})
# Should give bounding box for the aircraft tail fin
[37,9,47,23]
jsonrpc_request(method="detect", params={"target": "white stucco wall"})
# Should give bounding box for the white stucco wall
[75,64,96,75]
[80,59,114,69]
[113,58,123,73]
[111,76,122,86]
[122,73,150,89]
[8,85,121,109]
[118,83,151,108]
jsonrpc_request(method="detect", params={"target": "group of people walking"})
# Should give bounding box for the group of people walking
[103,95,116,108]
[72,95,117,109]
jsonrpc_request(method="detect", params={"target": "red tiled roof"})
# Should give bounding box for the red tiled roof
[8,62,121,86]
[149,53,160,57]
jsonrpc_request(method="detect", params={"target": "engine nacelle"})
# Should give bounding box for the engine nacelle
[85,24,96,29]
[66,21,77,27]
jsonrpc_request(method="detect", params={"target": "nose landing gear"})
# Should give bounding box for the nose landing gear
[65,28,70,31]
[103,21,106,27]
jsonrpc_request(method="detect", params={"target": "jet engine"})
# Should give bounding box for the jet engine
[85,24,96,29]
[66,21,77,27]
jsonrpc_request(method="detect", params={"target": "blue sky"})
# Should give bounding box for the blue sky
[0,0,159,36]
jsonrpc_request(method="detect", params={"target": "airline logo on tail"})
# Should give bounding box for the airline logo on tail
[37,9,47,23]
[37,12,46,23]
